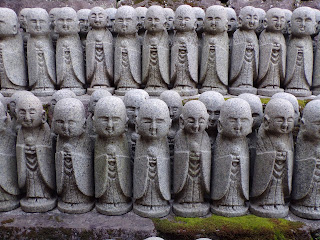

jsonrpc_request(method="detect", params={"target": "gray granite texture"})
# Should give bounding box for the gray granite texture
[164,7,174,47]
[105,8,117,35]
[77,8,91,72]
[250,98,295,218]
[194,7,205,35]
[255,8,266,36]
[211,98,253,217]
[173,100,211,217]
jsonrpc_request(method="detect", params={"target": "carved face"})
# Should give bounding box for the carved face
[125,96,146,127]
[239,7,259,30]
[221,111,252,137]
[291,7,315,36]
[205,7,227,34]
[182,103,208,134]
[266,9,285,32]
[106,8,117,32]
[174,6,196,32]
[266,112,294,134]
[136,7,147,31]
[145,7,166,33]
[194,7,205,32]
[77,10,90,33]
[55,11,79,35]
[0,10,18,36]
[19,9,30,30]
[89,7,107,29]
[115,7,137,35]
[17,100,43,128]
[27,11,50,36]
[226,8,237,33]
[164,8,174,31]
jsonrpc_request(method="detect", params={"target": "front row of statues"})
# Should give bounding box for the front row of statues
[1,90,320,220]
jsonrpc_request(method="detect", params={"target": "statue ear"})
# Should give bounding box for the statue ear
[179,114,184,130]
[263,19,268,29]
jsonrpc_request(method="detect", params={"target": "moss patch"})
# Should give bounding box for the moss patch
[153,214,310,240]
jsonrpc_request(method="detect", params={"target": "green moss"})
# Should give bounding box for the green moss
[153,214,310,240]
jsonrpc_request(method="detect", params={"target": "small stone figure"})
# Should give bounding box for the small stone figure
[0,101,20,211]
[194,7,205,38]
[282,9,292,44]
[257,8,286,97]
[105,8,117,38]
[77,9,91,57]
[26,8,56,96]
[133,99,171,218]
[49,8,60,49]
[291,100,320,219]
[171,5,198,96]
[255,8,266,37]
[199,91,225,150]
[200,6,229,94]
[164,7,175,47]
[250,98,294,218]
[142,6,169,96]
[55,7,86,96]
[229,6,259,95]
[86,7,114,95]
[285,7,315,97]
[211,98,253,217]
[53,98,94,213]
[16,95,56,212]
[18,8,31,56]
[0,8,27,97]
[226,7,237,42]
[136,7,148,45]
[94,96,132,215]
[173,100,211,217]
[114,6,141,96]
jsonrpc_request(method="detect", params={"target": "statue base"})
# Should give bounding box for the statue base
[290,204,320,220]
[87,87,115,95]
[20,197,56,213]
[249,203,289,218]
[61,88,86,96]
[229,86,257,96]
[115,88,138,96]
[199,87,228,95]
[0,88,24,97]
[257,87,284,97]
[172,87,198,96]
[133,203,170,218]
[145,87,167,96]
[32,88,56,97]
[172,202,210,217]
[285,89,312,97]
[0,199,20,212]
[96,202,132,216]
[211,204,248,217]
[58,201,94,214]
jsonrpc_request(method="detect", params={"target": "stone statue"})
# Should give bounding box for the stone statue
[18,8,31,56]
[136,7,148,44]
[105,8,117,39]
[133,99,171,218]
[282,9,292,44]
[0,8,27,97]
[94,96,132,215]
[86,7,114,95]
[0,101,20,211]
[55,7,86,96]
[194,7,205,37]
[77,9,91,62]
[142,6,169,96]
[53,98,94,213]
[164,7,175,47]
[285,7,315,97]
[173,100,211,217]
[257,8,286,97]
[200,6,229,95]
[16,95,56,212]
[199,91,225,150]
[49,8,60,49]
[114,6,141,96]
[291,100,320,219]
[211,98,253,217]
[26,8,56,96]
[226,7,237,41]
[250,98,294,218]
[229,6,259,95]
[255,8,266,37]
[171,5,198,96]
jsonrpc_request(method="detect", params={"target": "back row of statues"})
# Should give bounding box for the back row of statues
[1,5,320,98]
[1,88,320,220]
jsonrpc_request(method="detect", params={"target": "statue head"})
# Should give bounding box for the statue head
[193,7,205,33]
[238,6,258,31]
[291,7,315,36]
[204,5,228,34]
[238,93,263,130]
[160,90,182,122]
[199,91,225,130]
[282,9,292,35]
[19,8,31,30]
[105,8,117,32]
[271,92,300,126]
[137,99,171,139]
[164,8,175,31]
[145,6,166,33]
[94,96,127,138]
[265,8,285,32]
[300,100,320,140]
[124,89,149,127]
[49,8,60,29]
[174,5,196,32]
[218,98,253,138]
[88,89,112,114]
[53,98,86,138]
[180,100,209,135]
[49,89,76,118]
[115,6,137,35]
[16,95,45,129]
[0,8,18,37]
[77,9,91,34]
[26,8,51,36]
[89,7,108,29]
[54,7,79,35]
[255,8,266,34]
[263,98,294,135]
[225,7,237,33]
[136,7,148,31]
[9,91,34,119]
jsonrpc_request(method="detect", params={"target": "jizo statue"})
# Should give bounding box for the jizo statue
[255,8,266,37]
[105,8,117,36]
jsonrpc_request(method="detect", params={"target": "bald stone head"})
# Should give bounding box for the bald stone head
[164,7,175,31]
[77,9,91,34]
[105,8,117,32]
[53,98,86,138]
[218,98,253,138]
[160,90,182,121]
[0,8,18,37]
[291,7,315,36]
[89,89,112,114]
[255,8,266,34]
[239,6,258,31]
[94,96,127,138]
[115,6,137,35]
[174,5,196,32]
[49,89,76,117]
[193,7,205,33]
[265,8,285,32]
[145,6,166,33]
[204,5,228,34]
[19,8,31,30]
[26,8,50,36]
[89,7,108,29]
[239,93,263,130]
[54,7,79,35]
[137,99,171,139]
[225,7,237,33]
[9,91,34,119]
[282,9,292,35]
[49,8,60,28]
[136,7,148,31]
[300,100,320,140]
